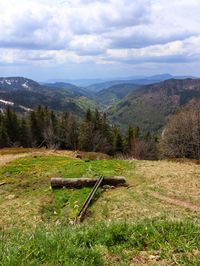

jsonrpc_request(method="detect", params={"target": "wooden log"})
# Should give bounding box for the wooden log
[51,176,126,188]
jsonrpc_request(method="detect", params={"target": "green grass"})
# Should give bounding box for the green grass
[0,156,134,225]
[0,219,199,266]
[1,153,200,265]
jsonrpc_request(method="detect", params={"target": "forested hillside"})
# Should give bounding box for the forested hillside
[94,84,140,106]
[109,78,200,133]
[0,77,95,114]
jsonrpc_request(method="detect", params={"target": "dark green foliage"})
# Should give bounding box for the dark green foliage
[113,127,124,153]
[85,108,92,122]
[0,113,9,148]
[19,119,30,147]
[0,106,159,158]
[79,109,113,153]
[5,107,20,145]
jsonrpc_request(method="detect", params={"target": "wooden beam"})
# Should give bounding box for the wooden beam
[51,176,126,188]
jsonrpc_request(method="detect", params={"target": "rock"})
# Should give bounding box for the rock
[4,172,11,177]
[75,153,82,159]
[103,185,115,189]
[149,255,160,261]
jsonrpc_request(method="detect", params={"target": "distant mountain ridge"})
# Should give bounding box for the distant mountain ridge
[0,77,40,91]
[44,82,93,97]
[0,77,95,115]
[85,74,197,93]
[109,78,200,133]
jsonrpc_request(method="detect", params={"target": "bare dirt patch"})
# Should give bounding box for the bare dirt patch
[0,153,31,166]
[150,191,200,212]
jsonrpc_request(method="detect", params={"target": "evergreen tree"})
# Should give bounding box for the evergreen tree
[0,113,9,147]
[29,111,42,146]
[124,125,134,153]
[85,108,92,122]
[68,115,79,150]
[78,121,94,151]
[20,118,30,147]
[5,107,20,145]
[58,112,69,149]
[113,127,123,153]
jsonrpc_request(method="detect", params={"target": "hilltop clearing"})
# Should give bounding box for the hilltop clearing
[0,149,199,265]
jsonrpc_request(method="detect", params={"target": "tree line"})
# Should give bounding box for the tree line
[0,106,158,159]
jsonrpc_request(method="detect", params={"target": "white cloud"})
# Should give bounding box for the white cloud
[0,0,200,77]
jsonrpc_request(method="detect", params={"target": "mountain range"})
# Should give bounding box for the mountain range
[109,78,200,132]
[1,75,200,133]
[0,77,96,116]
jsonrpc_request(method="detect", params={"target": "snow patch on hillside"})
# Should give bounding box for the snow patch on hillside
[0,99,14,106]
[22,82,29,89]
[19,105,32,112]
[5,80,12,85]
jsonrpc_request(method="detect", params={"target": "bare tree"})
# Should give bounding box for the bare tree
[162,99,200,159]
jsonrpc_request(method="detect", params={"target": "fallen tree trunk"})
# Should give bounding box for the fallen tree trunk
[51,176,126,188]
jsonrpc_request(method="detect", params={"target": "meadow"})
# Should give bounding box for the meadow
[0,148,199,265]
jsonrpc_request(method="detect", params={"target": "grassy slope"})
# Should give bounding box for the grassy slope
[91,160,200,224]
[0,154,129,228]
[0,149,200,265]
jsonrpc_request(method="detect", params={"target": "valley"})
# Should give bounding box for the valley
[1,75,200,134]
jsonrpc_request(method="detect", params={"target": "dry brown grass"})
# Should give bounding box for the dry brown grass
[0,147,40,155]
[0,195,43,229]
[136,160,200,205]
[90,159,200,224]
[0,148,110,164]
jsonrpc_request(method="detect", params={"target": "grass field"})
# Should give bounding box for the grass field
[0,148,199,265]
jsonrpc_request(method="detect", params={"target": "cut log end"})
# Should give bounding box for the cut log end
[51,176,126,188]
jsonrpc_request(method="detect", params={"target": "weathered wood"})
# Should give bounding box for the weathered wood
[51,176,126,188]
[74,176,104,224]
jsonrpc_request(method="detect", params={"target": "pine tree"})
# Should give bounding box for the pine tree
[5,107,20,145]
[58,112,69,149]
[124,125,134,153]
[85,108,92,122]
[113,127,123,153]
[29,110,42,146]
[20,118,30,147]
[0,112,9,147]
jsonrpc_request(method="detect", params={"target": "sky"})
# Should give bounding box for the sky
[0,0,200,81]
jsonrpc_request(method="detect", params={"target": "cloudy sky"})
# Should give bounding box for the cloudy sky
[0,0,200,81]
